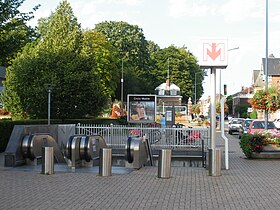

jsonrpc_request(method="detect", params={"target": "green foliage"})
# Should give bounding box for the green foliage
[81,30,118,97]
[235,104,249,118]
[216,101,229,114]
[150,46,202,103]
[250,86,280,112]
[240,133,271,158]
[3,0,113,119]
[0,0,40,66]
[250,109,257,119]
[240,134,253,158]
[225,95,233,115]
[95,21,154,100]
[191,104,200,115]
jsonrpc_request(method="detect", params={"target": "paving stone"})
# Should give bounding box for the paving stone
[1,131,280,209]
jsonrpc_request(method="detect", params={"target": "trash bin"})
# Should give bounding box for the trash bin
[42,147,54,175]
[99,148,112,176]
[158,149,171,178]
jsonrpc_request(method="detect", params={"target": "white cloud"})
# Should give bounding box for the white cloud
[69,0,141,28]
[271,13,280,23]
[168,0,211,18]
[168,0,265,22]
[87,0,143,6]
[218,0,263,22]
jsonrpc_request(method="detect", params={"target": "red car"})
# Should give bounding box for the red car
[247,120,278,134]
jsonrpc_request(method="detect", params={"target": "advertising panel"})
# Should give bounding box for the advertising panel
[127,95,156,123]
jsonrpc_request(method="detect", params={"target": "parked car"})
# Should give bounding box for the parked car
[274,118,280,129]
[247,120,278,134]
[238,119,253,139]
[228,118,244,135]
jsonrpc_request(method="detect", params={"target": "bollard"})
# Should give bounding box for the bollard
[215,148,222,176]
[99,148,112,176]
[42,147,54,175]
[158,149,172,179]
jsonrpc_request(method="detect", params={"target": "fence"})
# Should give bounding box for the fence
[75,123,210,151]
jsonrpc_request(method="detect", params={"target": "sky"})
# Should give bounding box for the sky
[20,0,280,99]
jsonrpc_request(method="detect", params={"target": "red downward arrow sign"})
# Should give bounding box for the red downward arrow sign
[207,43,221,61]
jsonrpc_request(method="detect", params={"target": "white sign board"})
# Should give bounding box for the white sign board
[199,39,228,68]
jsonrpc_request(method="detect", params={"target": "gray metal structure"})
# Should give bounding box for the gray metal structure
[4,124,75,167]
[125,136,151,169]
[3,124,150,171]
[65,135,107,169]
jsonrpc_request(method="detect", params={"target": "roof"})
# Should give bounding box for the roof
[262,57,280,76]
[0,66,6,78]
[155,82,180,91]
[239,86,254,94]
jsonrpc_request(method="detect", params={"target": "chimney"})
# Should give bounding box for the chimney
[166,79,170,95]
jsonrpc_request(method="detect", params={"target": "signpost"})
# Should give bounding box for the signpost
[200,39,228,176]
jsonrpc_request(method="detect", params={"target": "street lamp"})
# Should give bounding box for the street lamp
[121,59,124,114]
[194,72,204,104]
[44,84,53,125]
[265,0,268,129]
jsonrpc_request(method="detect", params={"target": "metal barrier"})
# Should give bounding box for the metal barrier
[76,124,210,167]
[75,124,210,150]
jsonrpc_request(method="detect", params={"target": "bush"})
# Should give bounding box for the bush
[240,134,253,158]
[239,132,275,158]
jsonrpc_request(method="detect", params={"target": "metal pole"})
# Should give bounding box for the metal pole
[210,67,216,176]
[219,69,222,129]
[48,88,51,125]
[265,0,268,130]
[220,96,229,169]
[121,59,124,113]
[195,73,197,104]
[210,68,217,174]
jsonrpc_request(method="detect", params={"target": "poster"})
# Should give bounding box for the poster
[127,95,156,123]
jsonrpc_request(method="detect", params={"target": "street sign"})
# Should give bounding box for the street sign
[199,39,228,68]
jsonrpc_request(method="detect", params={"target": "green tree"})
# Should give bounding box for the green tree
[3,0,112,119]
[81,30,118,97]
[235,104,249,118]
[150,45,203,103]
[94,21,153,101]
[0,0,40,66]
[216,101,229,114]
[226,95,233,115]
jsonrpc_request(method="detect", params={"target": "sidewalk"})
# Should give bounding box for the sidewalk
[1,132,280,209]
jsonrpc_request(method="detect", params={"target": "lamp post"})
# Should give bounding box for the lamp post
[121,59,124,114]
[218,47,239,128]
[194,72,203,104]
[44,84,53,125]
[265,0,268,130]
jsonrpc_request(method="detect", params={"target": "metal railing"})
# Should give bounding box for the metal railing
[75,123,210,151]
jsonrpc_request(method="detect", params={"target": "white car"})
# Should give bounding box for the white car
[274,119,280,129]
[228,118,244,135]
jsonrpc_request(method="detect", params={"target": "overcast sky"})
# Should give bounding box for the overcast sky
[21,0,280,99]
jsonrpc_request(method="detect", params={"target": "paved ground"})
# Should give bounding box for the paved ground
[1,132,280,210]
